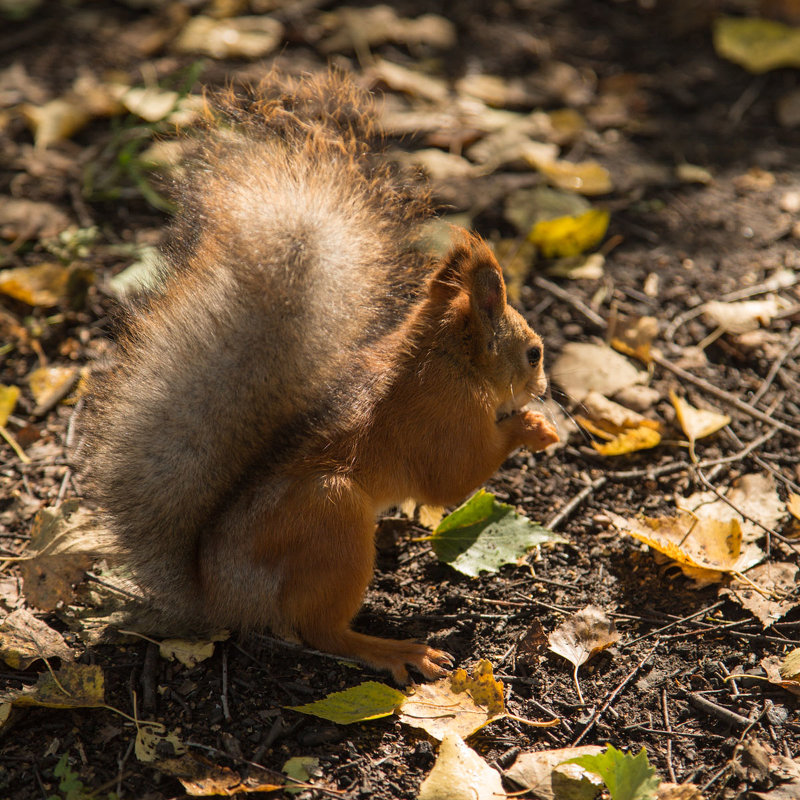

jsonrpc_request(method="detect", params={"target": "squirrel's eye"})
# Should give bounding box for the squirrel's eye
[527,345,542,367]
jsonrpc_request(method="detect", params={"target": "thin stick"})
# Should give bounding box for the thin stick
[0,425,30,463]
[750,329,800,407]
[651,351,800,439]
[221,644,231,722]
[661,687,677,783]
[533,276,606,328]
[547,477,607,530]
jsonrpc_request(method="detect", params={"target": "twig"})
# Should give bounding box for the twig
[533,275,606,328]
[572,641,659,745]
[623,601,725,648]
[221,643,231,722]
[651,351,800,439]
[686,692,752,727]
[547,477,607,531]
[750,329,800,407]
[662,687,677,783]
[0,425,30,464]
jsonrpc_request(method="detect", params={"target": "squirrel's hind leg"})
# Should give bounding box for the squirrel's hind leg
[264,475,453,683]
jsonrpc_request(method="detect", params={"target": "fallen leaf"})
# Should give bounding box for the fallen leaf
[455,73,535,108]
[430,489,563,577]
[506,746,604,800]
[0,608,73,669]
[535,159,613,195]
[552,342,646,402]
[283,756,320,795]
[119,86,180,123]
[681,473,785,543]
[369,59,449,103]
[702,296,786,334]
[21,97,91,148]
[669,391,731,443]
[399,660,507,741]
[158,753,285,796]
[515,620,548,668]
[136,723,188,763]
[0,662,104,720]
[159,638,217,668]
[548,252,605,281]
[467,129,558,172]
[528,208,610,258]
[506,185,590,235]
[675,163,713,185]
[418,733,506,800]
[787,494,800,521]
[609,511,764,583]
[107,246,165,298]
[320,6,455,52]
[656,784,703,800]
[761,654,800,697]
[576,391,662,456]
[287,681,406,725]
[19,501,96,612]
[567,744,661,800]
[722,562,799,628]
[27,364,79,415]
[174,15,283,59]
[548,606,620,670]
[713,16,800,73]
[0,384,19,426]
[0,263,72,307]
[610,315,659,363]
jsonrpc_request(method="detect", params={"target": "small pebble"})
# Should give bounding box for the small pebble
[779,190,800,214]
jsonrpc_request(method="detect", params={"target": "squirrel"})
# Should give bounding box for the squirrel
[81,71,559,683]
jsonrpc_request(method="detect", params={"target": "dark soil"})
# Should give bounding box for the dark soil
[2,2,800,799]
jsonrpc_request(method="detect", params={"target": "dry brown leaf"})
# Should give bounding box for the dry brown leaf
[670,390,730,443]
[398,659,506,741]
[0,608,73,669]
[548,605,620,669]
[19,501,96,612]
[681,473,785,543]
[656,784,704,800]
[609,511,764,583]
[505,746,604,799]
[21,97,91,148]
[173,15,283,59]
[320,6,455,52]
[368,59,449,102]
[534,158,613,195]
[702,297,786,333]
[156,752,285,796]
[516,620,548,668]
[610,315,659,363]
[552,342,646,402]
[418,733,507,800]
[761,655,800,697]
[722,562,799,628]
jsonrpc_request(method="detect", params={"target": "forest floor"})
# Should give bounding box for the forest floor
[1,1,800,799]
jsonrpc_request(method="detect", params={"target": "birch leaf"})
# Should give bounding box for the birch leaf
[287,681,406,725]
[548,605,620,669]
[669,391,730,443]
[418,733,506,800]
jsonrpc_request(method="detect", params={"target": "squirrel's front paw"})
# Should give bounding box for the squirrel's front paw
[519,411,559,451]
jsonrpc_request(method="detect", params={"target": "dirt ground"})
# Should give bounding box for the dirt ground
[2,1,800,798]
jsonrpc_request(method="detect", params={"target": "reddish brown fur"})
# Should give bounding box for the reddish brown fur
[82,73,557,682]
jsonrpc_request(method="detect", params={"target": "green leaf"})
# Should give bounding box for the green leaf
[566,744,661,800]
[430,489,563,577]
[283,756,320,795]
[287,681,406,725]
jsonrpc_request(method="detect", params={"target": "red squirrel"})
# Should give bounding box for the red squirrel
[82,72,558,683]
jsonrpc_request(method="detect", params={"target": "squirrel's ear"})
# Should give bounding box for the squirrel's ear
[470,265,506,327]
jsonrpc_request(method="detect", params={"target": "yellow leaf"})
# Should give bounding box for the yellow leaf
[28,365,79,414]
[788,493,800,521]
[591,425,661,455]
[609,315,659,364]
[0,385,19,427]
[609,511,764,583]
[288,681,406,725]
[4,662,104,711]
[136,723,188,763]
[528,209,610,258]
[159,638,218,668]
[670,391,730,443]
[713,16,800,74]
[398,659,506,741]
[418,733,505,800]
[535,159,613,196]
[0,263,71,307]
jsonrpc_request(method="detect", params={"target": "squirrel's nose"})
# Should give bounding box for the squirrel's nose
[527,345,542,368]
